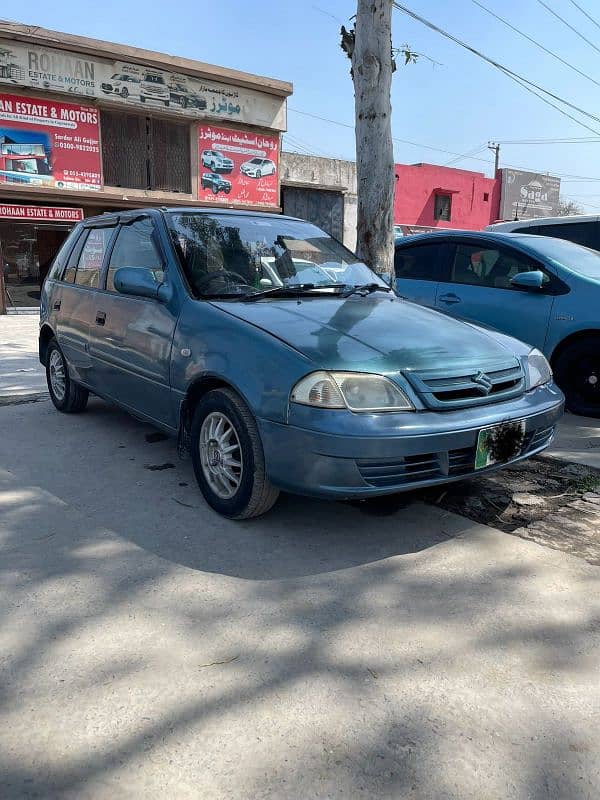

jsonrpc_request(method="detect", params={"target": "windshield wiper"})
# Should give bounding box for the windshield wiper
[341,282,392,298]
[240,283,344,302]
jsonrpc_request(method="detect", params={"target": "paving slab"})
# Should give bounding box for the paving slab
[1,399,599,799]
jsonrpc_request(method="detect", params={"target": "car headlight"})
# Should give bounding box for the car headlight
[525,349,552,390]
[290,371,414,412]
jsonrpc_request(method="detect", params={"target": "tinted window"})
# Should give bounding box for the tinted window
[106,218,164,291]
[450,242,550,288]
[47,227,83,281]
[73,228,113,288]
[394,243,446,281]
[62,232,88,283]
[535,221,600,250]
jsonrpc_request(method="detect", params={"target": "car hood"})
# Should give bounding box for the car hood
[214,294,523,373]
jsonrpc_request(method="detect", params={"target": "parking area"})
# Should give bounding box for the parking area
[1,396,600,798]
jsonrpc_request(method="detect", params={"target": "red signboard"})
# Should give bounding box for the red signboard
[198,124,279,208]
[0,93,101,192]
[0,203,84,222]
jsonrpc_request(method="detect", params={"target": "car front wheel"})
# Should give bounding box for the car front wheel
[46,338,89,413]
[554,337,600,417]
[190,388,279,519]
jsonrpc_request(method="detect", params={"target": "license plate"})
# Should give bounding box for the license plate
[475,419,526,470]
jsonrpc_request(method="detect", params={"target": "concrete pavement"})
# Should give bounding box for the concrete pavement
[1,398,599,799]
[548,412,600,469]
[0,313,46,400]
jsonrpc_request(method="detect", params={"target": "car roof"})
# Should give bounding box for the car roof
[394,229,551,248]
[487,214,600,231]
[85,206,306,226]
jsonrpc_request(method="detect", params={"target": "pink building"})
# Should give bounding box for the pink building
[394,162,501,232]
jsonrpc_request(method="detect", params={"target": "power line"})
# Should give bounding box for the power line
[567,0,600,32]
[536,0,600,56]
[470,0,600,89]
[392,2,600,136]
[288,107,600,182]
[444,143,488,167]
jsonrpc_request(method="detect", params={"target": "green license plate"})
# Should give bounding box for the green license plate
[475,419,526,470]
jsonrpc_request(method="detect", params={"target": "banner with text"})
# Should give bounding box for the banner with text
[198,124,279,208]
[0,38,286,131]
[0,92,101,191]
[0,203,83,221]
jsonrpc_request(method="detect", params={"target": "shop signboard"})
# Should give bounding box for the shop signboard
[198,124,280,208]
[0,38,287,131]
[499,169,560,221]
[0,92,101,191]
[0,203,83,221]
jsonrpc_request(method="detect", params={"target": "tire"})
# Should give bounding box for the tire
[224,186,231,194]
[121,87,129,98]
[46,338,89,414]
[256,169,262,178]
[553,337,600,417]
[140,95,146,103]
[164,100,170,107]
[190,388,279,519]
[212,185,219,195]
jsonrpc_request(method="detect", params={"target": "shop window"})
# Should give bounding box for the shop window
[434,194,452,221]
[101,110,191,193]
[483,192,489,202]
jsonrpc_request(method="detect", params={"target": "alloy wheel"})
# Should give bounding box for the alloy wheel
[49,349,66,401]
[199,412,243,499]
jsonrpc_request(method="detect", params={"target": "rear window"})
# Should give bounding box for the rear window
[47,227,83,281]
[533,221,600,251]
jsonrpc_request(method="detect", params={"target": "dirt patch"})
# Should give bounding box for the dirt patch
[424,456,600,565]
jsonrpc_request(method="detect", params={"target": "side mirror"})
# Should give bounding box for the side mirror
[510,270,544,290]
[113,267,168,301]
[259,278,273,288]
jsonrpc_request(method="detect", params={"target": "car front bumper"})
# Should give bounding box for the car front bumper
[258,383,564,499]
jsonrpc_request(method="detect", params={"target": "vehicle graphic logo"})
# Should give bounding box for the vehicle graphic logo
[471,371,493,395]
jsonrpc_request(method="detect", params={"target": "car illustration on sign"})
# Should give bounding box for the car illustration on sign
[168,82,207,110]
[240,157,276,178]
[139,72,170,106]
[201,172,231,194]
[100,73,141,99]
[201,149,234,173]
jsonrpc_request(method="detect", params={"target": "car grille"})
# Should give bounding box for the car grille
[356,425,555,488]
[405,360,524,410]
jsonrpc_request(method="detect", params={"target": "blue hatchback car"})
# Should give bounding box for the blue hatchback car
[395,230,600,417]
[40,209,563,518]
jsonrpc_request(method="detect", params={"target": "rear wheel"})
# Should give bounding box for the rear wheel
[554,338,600,417]
[46,338,89,413]
[190,388,279,519]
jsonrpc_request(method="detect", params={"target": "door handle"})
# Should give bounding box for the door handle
[53,300,61,310]
[95,311,106,326]
[438,293,461,304]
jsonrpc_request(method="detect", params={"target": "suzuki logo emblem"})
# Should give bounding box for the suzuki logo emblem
[472,371,493,395]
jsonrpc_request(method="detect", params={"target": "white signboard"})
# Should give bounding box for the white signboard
[0,39,286,131]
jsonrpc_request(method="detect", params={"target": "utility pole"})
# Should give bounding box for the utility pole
[341,0,395,283]
[488,141,500,175]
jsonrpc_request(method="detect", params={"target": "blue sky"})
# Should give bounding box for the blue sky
[9,0,600,209]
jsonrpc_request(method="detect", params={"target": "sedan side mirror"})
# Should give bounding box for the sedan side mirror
[113,267,170,302]
[510,270,544,290]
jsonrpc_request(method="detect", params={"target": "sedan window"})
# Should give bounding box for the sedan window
[394,243,448,281]
[450,243,550,289]
[106,219,164,291]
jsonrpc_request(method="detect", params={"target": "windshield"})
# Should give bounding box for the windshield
[517,235,600,278]
[167,212,384,298]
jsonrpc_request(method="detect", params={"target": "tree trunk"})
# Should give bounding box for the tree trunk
[351,0,395,281]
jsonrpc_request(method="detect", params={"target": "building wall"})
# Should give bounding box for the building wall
[280,152,357,249]
[394,163,501,231]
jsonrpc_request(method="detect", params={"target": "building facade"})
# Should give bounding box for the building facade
[394,162,501,233]
[0,21,292,309]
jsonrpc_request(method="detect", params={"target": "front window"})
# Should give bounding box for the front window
[249,158,262,165]
[520,235,600,278]
[167,213,384,298]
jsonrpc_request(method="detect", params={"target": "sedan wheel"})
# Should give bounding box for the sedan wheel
[554,337,600,417]
[49,348,66,401]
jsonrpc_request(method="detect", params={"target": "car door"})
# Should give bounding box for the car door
[53,222,116,386]
[87,215,179,428]
[435,239,556,350]
[393,240,452,307]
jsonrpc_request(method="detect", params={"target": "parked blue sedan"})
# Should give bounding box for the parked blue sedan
[395,230,600,416]
[40,210,563,518]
